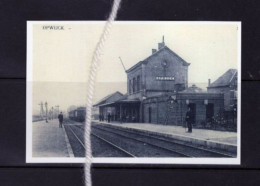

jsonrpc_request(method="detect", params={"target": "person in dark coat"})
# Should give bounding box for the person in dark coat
[99,114,102,121]
[107,113,111,123]
[185,108,192,133]
[58,112,64,128]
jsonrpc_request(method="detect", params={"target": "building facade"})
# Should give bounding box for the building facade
[142,92,224,126]
[94,38,225,126]
[126,39,189,101]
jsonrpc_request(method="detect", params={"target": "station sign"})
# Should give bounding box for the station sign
[156,76,175,81]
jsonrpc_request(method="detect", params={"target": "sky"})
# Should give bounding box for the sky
[31,21,240,114]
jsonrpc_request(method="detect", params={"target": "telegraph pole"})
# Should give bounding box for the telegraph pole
[49,110,52,120]
[51,107,54,120]
[45,101,48,123]
[38,102,44,119]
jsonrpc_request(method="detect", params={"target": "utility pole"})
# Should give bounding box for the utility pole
[51,107,54,120]
[45,101,48,123]
[38,102,44,120]
[49,110,52,120]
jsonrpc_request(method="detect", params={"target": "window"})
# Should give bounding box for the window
[133,78,136,93]
[137,76,140,92]
[129,79,132,94]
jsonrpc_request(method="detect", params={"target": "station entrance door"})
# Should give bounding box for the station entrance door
[206,103,214,121]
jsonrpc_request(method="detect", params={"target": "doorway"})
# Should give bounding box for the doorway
[148,107,152,123]
[189,103,196,124]
[206,103,214,121]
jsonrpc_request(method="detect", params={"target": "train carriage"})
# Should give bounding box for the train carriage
[69,107,86,122]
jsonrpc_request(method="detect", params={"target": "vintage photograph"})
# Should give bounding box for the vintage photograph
[27,21,241,164]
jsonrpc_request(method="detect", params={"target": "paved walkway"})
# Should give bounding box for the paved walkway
[93,120,237,145]
[33,119,73,157]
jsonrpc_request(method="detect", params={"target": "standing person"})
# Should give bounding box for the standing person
[58,112,64,128]
[185,107,192,133]
[108,113,111,123]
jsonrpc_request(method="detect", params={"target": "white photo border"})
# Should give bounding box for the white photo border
[26,21,241,164]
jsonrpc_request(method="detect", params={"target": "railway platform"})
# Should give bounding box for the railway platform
[32,119,74,157]
[92,120,237,153]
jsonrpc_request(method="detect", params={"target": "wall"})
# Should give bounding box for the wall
[145,49,188,92]
[208,86,235,111]
[143,102,157,124]
[126,48,189,101]
[143,93,224,126]
[127,66,143,100]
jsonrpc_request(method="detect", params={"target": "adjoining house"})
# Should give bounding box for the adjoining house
[207,69,237,111]
[94,38,229,126]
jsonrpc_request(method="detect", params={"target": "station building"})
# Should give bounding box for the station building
[94,38,225,126]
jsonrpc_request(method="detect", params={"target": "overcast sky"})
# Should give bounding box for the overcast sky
[31,22,240,114]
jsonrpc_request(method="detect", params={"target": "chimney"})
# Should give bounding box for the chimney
[158,43,164,50]
[152,49,157,54]
[158,35,165,50]
[208,79,211,87]
[162,35,165,44]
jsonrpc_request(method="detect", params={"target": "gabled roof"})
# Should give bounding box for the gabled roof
[93,92,141,107]
[208,69,237,88]
[94,91,124,106]
[125,46,190,73]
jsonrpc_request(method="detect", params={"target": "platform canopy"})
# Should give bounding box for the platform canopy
[95,98,140,107]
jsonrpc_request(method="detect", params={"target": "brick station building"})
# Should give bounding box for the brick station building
[94,38,225,126]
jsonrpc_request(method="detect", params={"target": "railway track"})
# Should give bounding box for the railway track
[91,133,135,157]
[67,125,86,150]
[66,125,135,157]
[64,125,85,157]
[77,126,188,157]
[91,124,234,158]
[77,125,189,157]
[91,126,190,157]
[67,124,234,158]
